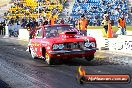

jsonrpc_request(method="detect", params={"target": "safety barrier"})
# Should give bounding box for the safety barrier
[16,29,132,54]
[108,35,132,54]
[18,29,29,41]
[87,29,132,53]
[87,29,108,50]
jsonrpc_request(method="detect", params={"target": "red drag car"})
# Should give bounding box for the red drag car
[27,24,97,65]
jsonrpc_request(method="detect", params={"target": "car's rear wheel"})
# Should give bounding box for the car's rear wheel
[85,54,94,61]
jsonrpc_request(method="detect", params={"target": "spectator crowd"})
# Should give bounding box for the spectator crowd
[0,0,131,36]
[71,0,130,26]
[3,0,69,28]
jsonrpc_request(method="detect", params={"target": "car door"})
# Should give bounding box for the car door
[33,27,44,57]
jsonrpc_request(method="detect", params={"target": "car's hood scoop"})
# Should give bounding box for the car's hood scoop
[59,31,77,38]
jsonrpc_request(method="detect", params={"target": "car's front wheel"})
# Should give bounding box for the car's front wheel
[85,54,94,61]
[45,52,61,65]
[45,52,54,65]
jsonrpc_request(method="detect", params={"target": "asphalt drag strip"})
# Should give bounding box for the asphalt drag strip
[0,79,11,88]
[0,38,132,88]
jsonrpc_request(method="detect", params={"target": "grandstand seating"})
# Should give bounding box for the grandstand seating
[71,0,130,25]
[5,0,63,19]
[4,0,130,25]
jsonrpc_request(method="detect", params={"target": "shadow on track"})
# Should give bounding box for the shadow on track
[33,57,119,67]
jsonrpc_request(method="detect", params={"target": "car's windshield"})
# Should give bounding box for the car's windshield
[45,25,78,38]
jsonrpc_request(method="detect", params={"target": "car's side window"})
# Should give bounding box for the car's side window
[36,28,43,38]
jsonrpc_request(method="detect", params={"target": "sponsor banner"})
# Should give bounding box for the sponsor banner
[84,74,130,83]
[77,66,131,84]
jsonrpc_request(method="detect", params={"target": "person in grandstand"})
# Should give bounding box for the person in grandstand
[43,18,49,25]
[60,18,65,24]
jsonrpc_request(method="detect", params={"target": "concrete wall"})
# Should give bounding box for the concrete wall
[87,29,109,50]
[87,29,132,53]
[109,35,132,53]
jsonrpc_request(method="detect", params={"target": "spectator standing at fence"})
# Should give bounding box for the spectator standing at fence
[102,14,109,33]
[117,15,126,35]
[8,23,14,37]
[78,14,88,36]
[0,23,3,35]
[0,17,5,35]
[2,22,6,35]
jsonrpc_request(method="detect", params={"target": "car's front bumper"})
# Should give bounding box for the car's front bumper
[48,48,97,58]
[49,48,97,54]
[49,48,97,59]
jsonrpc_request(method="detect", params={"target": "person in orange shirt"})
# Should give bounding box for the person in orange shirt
[50,15,55,25]
[78,15,88,36]
[118,15,126,35]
